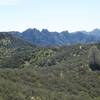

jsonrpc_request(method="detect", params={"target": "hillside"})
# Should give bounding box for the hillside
[0,33,100,100]
[0,33,33,68]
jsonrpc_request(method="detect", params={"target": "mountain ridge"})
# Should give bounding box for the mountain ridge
[1,28,100,46]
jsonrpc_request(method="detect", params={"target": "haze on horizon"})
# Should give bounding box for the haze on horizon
[0,0,100,32]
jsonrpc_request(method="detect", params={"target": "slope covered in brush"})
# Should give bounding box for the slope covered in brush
[0,34,100,100]
[0,32,33,68]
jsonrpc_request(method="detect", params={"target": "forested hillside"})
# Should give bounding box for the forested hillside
[0,33,100,100]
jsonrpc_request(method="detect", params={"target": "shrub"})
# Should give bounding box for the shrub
[89,46,100,71]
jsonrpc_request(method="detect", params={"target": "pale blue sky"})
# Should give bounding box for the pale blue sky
[0,0,100,32]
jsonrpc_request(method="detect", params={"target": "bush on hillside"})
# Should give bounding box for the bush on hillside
[89,46,100,71]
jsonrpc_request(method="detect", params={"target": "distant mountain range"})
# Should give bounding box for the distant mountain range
[1,28,100,46]
[0,29,100,100]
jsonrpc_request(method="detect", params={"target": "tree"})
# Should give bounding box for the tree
[89,45,100,71]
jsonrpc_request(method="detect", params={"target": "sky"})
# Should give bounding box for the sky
[0,0,100,32]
